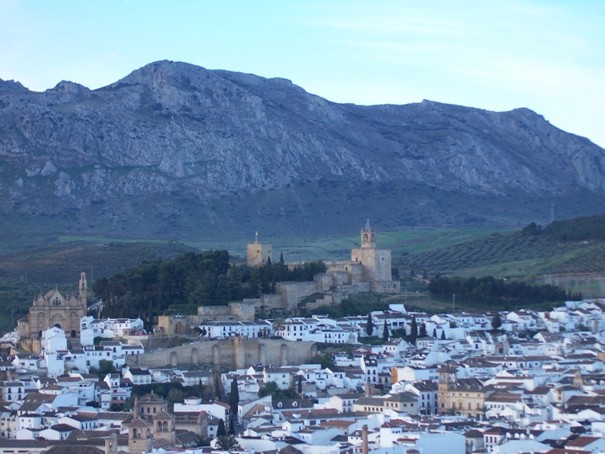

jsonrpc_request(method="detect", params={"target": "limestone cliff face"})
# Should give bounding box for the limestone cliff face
[1,60,604,239]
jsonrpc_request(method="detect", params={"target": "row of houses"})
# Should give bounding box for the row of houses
[11,325,144,378]
[196,299,605,346]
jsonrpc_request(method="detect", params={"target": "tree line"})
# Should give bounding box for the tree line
[428,275,566,308]
[523,214,605,241]
[93,251,325,328]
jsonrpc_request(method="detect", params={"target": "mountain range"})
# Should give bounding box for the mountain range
[1,60,604,244]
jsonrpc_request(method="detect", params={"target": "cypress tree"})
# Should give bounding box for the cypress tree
[217,418,227,437]
[382,320,389,342]
[365,313,374,337]
[492,313,503,330]
[214,373,223,400]
[229,376,239,422]
[409,316,418,343]
[419,322,428,338]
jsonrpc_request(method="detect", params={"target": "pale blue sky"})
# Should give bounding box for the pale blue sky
[1,0,604,146]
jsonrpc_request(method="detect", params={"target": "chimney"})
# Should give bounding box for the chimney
[362,424,369,454]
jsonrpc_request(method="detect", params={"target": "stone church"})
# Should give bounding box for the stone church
[17,272,88,353]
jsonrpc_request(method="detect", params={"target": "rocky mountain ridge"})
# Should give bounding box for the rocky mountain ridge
[1,60,604,242]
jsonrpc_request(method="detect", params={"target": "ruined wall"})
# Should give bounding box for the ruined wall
[260,294,282,310]
[313,273,332,292]
[371,280,401,294]
[156,315,199,336]
[127,338,316,369]
[229,301,256,320]
[275,281,318,311]
[197,301,255,321]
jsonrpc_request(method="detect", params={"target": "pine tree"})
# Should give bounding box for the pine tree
[216,434,241,451]
[365,313,374,337]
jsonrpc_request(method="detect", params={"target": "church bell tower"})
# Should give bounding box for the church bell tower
[79,272,88,307]
[360,218,376,248]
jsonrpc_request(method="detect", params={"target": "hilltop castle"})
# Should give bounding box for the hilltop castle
[326,218,399,293]
[247,219,399,293]
[17,272,88,353]
[160,220,400,334]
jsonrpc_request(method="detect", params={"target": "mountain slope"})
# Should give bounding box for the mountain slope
[396,215,605,277]
[1,60,604,243]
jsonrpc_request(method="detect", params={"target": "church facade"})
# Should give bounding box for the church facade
[17,272,88,353]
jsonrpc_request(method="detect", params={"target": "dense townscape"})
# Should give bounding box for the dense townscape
[2,294,605,453]
[0,223,601,454]
[0,224,604,453]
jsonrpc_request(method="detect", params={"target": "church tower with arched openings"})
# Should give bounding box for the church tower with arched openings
[351,219,395,286]
[360,218,376,248]
[79,272,88,306]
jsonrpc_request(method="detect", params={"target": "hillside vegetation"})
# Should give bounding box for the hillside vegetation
[94,251,325,328]
[397,214,605,277]
[0,241,196,285]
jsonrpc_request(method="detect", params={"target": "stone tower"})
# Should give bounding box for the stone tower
[247,231,272,267]
[438,365,457,414]
[360,218,376,247]
[135,392,176,446]
[351,219,392,283]
[125,415,152,454]
[79,272,87,306]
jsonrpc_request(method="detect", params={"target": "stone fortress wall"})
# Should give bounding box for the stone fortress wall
[127,337,316,369]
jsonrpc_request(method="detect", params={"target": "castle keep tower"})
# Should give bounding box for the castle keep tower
[247,231,272,267]
[351,219,393,283]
